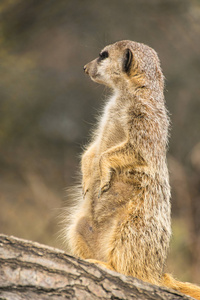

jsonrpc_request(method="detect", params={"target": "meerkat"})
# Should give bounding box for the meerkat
[65,40,200,299]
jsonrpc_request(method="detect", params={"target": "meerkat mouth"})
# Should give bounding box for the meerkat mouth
[90,73,101,83]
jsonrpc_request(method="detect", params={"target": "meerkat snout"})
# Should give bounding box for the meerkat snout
[83,65,88,74]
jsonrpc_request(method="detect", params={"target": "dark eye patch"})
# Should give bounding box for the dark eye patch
[99,51,109,60]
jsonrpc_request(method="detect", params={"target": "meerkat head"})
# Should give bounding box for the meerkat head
[84,40,164,91]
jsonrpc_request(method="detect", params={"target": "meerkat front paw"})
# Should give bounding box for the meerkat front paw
[98,154,114,197]
[82,175,90,197]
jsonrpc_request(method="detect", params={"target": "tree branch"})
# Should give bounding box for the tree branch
[0,234,191,299]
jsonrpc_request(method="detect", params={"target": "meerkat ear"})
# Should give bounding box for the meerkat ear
[123,48,133,73]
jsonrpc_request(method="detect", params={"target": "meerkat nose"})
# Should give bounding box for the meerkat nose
[84,65,88,74]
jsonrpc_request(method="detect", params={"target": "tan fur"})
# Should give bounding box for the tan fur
[65,40,200,299]
[162,274,200,299]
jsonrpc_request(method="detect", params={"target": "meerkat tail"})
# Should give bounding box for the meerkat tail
[162,273,200,300]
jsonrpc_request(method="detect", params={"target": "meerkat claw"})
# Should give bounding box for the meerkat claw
[98,188,102,198]
[83,188,89,197]
[98,183,110,198]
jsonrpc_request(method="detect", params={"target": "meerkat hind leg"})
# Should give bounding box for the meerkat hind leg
[86,259,114,271]
[68,215,96,259]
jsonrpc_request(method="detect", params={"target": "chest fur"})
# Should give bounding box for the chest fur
[97,97,127,153]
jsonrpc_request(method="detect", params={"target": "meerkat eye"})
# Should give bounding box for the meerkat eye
[99,51,109,60]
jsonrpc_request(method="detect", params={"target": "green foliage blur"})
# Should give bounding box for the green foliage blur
[0,0,200,284]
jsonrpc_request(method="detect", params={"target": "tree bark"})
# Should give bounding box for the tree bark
[0,234,191,299]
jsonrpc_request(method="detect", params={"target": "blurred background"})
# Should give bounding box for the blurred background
[0,0,200,284]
